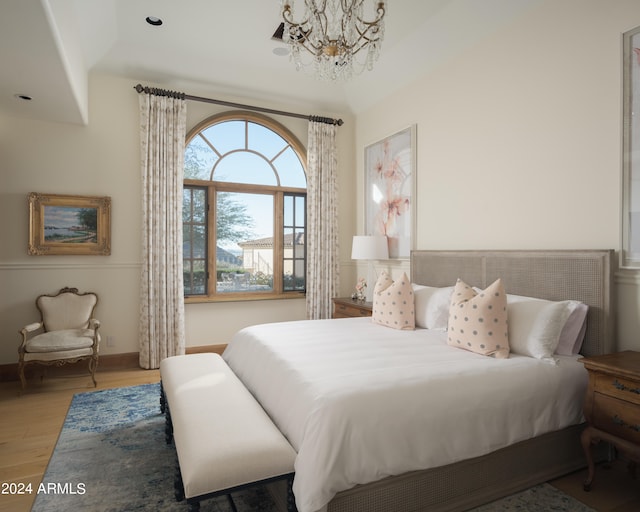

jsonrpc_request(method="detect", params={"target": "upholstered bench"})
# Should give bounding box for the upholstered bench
[159,353,297,512]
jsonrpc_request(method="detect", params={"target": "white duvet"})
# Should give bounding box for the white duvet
[222,317,587,512]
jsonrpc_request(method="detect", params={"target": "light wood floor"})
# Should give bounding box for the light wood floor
[0,368,638,512]
[0,368,160,512]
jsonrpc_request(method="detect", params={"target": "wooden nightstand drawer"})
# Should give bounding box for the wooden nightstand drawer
[332,298,373,319]
[594,373,640,405]
[580,351,640,491]
[593,393,640,444]
[335,302,370,317]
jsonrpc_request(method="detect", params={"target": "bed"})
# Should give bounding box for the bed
[222,250,616,512]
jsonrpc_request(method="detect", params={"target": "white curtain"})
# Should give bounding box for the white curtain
[306,120,340,319]
[138,92,187,369]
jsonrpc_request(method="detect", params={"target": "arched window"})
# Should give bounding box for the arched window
[183,112,307,300]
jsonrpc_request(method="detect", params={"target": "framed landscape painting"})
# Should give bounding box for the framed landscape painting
[364,125,416,259]
[28,193,111,255]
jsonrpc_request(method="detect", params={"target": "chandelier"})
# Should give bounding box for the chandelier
[281,0,386,81]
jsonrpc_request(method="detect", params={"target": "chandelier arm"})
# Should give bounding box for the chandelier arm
[338,25,382,53]
[283,4,326,54]
[281,0,386,80]
[309,5,329,47]
[337,3,385,52]
[353,4,386,32]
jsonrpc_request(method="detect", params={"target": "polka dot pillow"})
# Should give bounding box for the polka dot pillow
[447,278,509,358]
[372,271,415,330]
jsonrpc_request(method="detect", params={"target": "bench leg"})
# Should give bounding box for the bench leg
[226,494,239,512]
[187,498,201,511]
[160,381,166,414]
[174,459,185,502]
[165,406,174,445]
[287,476,298,512]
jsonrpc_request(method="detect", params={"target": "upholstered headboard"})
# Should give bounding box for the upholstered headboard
[410,250,616,356]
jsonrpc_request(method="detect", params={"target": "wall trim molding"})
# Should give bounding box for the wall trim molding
[0,261,142,271]
[0,344,226,383]
[616,269,640,285]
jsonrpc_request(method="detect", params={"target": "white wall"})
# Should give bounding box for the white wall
[4,0,640,365]
[353,0,640,352]
[0,73,356,365]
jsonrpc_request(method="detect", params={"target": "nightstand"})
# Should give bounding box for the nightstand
[580,351,640,491]
[332,297,373,319]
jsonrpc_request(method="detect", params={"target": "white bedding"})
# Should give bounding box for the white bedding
[222,317,588,512]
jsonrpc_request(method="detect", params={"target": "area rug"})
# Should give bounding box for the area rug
[33,383,596,512]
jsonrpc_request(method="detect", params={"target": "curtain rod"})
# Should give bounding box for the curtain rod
[133,84,344,126]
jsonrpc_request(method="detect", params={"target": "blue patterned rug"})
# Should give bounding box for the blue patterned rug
[33,383,595,512]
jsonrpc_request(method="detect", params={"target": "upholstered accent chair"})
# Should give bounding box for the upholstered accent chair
[18,287,100,389]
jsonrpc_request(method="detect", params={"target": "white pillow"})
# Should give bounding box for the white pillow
[555,302,589,355]
[412,284,454,330]
[506,294,579,363]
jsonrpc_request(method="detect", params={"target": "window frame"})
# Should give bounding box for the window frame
[622,25,640,268]
[183,111,307,303]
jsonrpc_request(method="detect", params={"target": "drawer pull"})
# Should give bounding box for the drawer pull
[612,414,640,432]
[613,379,640,394]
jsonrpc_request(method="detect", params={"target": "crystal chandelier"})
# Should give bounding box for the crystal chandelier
[281,0,386,81]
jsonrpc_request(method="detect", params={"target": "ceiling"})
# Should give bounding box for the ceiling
[0,0,541,125]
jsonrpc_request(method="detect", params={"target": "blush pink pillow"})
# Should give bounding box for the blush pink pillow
[447,278,509,358]
[372,271,415,330]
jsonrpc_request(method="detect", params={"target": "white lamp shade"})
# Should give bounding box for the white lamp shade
[351,235,389,260]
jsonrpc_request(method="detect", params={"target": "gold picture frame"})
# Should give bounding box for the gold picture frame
[28,193,111,255]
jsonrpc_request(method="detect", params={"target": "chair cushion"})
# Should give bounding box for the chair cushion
[23,347,94,362]
[25,329,95,353]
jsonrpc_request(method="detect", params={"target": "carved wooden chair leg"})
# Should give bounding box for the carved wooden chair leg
[18,362,26,390]
[89,358,98,387]
[581,427,596,492]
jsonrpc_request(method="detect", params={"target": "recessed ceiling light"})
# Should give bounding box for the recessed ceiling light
[146,16,163,26]
[273,47,290,57]
[15,94,32,101]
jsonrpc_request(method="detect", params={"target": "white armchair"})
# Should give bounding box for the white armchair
[18,287,100,389]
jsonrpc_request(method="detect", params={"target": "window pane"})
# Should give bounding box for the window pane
[185,135,219,180]
[275,146,306,187]
[293,230,305,257]
[295,195,305,225]
[216,192,274,293]
[214,152,277,185]
[186,259,206,295]
[248,122,288,160]
[283,193,306,292]
[284,195,293,225]
[202,121,245,155]
[183,187,207,295]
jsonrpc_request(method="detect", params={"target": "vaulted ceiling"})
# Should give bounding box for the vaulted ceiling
[0,0,540,125]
